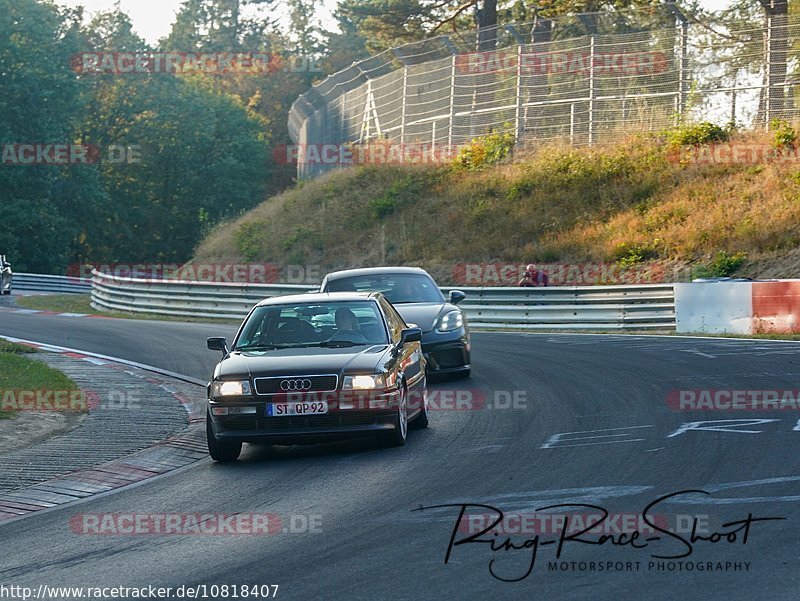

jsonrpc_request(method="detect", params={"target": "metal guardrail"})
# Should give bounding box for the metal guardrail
[14,273,91,294]
[90,270,675,330]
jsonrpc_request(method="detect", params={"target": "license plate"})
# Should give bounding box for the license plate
[267,401,329,416]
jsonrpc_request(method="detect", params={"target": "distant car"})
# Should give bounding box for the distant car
[205,292,428,462]
[0,255,11,295]
[320,267,471,378]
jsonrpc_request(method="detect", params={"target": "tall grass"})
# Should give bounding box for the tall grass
[193,128,800,283]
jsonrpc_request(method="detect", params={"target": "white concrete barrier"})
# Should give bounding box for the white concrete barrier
[675,282,753,334]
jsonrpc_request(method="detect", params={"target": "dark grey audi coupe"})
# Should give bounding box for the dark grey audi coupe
[205,292,428,461]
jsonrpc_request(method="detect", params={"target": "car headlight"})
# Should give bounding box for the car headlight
[211,380,252,398]
[342,375,386,390]
[437,310,464,332]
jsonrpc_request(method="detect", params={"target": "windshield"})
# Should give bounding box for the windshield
[234,300,389,350]
[325,273,444,304]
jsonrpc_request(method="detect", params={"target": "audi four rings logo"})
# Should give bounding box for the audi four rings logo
[280,379,313,391]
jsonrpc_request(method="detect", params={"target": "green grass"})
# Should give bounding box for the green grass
[0,341,37,354]
[15,294,95,314]
[0,346,80,419]
[15,294,240,324]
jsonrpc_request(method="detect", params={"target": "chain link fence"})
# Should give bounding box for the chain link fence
[288,5,800,179]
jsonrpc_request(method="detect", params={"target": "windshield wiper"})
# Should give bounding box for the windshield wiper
[316,340,365,348]
[235,344,282,351]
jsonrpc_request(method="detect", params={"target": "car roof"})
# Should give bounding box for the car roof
[255,291,381,307]
[324,266,431,281]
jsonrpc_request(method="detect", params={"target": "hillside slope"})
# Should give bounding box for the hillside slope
[193,132,800,284]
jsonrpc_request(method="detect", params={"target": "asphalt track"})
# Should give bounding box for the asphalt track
[2,302,800,600]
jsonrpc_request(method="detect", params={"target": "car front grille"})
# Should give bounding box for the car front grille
[254,375,338,396]
[222,413,380,431]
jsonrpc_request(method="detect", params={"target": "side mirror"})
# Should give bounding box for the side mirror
[449,290,466,305]
[400,327,422,345]
[207,337,228,354]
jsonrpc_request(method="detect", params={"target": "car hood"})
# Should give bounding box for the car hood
[393,303,453,332]
[214,345,390,380]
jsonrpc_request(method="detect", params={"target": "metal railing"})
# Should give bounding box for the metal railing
[90,270,675,330]
[13,273,91,294]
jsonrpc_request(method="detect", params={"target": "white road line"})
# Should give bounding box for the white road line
[681,349,718,359]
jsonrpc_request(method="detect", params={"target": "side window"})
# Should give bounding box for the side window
[380,299,403,342]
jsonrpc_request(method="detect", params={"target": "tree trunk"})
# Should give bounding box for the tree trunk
[476,0,498,51]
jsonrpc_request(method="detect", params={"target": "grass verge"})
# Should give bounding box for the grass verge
[193,128,800,284]
[0,343,80,419]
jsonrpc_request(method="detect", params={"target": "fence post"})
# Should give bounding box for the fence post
[448,54,456,146]
[764,10,771,128]
[570,103,575,145]
[588,35,596,145]
[400,67,408,144]
[678,13,689,122]
[340,94,346,143]
[515,44,524,143]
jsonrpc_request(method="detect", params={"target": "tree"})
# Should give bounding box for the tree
[0,0,107,272]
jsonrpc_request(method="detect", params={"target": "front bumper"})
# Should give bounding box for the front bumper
[208,390,401,444]
[422,330,470,374]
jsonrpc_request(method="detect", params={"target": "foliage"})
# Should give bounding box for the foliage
[664,122,731,147]
[369,173,425,218]
[693,251,747,278]
[0,0,300,272]
[770,119,797,148]
[611,241,661,266]
[453,130,515,171]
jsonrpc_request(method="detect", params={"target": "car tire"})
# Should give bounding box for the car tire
[384,386,409,447]
[2,290,10,295]
[206,414,242,462]
[410,382,429,430]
